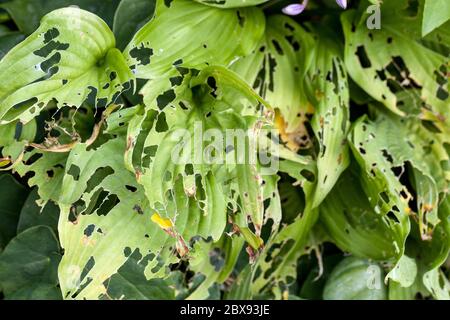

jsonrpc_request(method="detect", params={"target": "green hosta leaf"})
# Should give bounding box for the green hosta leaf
[57,137,174,299]
[323,257,387,300]
[102,249,175,300]
[113,0,156,51]
[231,15,314,151]
[187,235,245,300]
[232,18,350,207]
[246,164,317,295]
[414,196,450,292]
[0,174,28,251]
[0,0,121,34]
[224,264,254,300]
[320,168,402,261]
[0,32,25,60]
[127,66,283,250]
[124,0,265,79]
[0,7,133,125]
[252,206,319,297]
[193,0,269,8]
[10,106,103,204]
[350,109,450,285]
[0,118,36,167]
[342,1,449,131]
[423,268,450,300]
[299,254,342,300]
[304,27,350,207]
[14,152,67,203]
[351,111,449,242]
[17,188,60,234]
[0,225,62,299]
[388,277,428,300]
[386,254,417,288]
[422,0,450,36]
[231,22,349,296]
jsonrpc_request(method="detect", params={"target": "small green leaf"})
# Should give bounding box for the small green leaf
[0,225,62,299]
[386,255,418,288]
[113,0,156,51]
[324,257,387,300]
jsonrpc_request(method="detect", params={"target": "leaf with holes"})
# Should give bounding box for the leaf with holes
[0,7,134,125]
[124,0,265,79]
[343,1,449,132]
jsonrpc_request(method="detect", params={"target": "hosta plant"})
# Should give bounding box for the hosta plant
[0,0,449,300]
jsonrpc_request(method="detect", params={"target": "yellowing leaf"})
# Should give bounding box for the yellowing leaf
[151,212,173,230]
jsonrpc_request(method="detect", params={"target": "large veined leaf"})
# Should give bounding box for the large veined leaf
[423,267,450,300]
[0,0,121,34]
[0,226,62,299]
[230,15,314,151]
[230,21,350,297]
[351,111,449,241]
[102,249,175,300]
[57,137,175,299]
[232,18,350,207]
[388,275,429,300]
[10,106,103,204]
[193,0,269,8]
[129,66,282,243]
[251,157,318,297]
[320,168,402,261]
[343,0,449,132]
[349,109,450,285]
[123,64,315,297]
[416,196,450,299]
[0,7,134,125]
[124,0,265,79]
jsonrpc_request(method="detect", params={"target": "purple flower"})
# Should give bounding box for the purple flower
[282,0,348,16]
[336,0,347,9]
[282,0,308,16]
